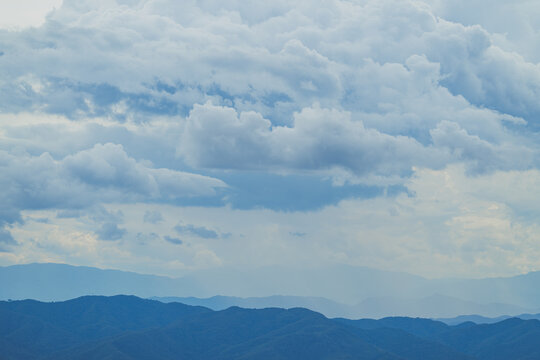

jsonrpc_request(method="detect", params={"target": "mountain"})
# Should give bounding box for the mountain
[153,294,531,319]
[431,272,540,309]
[336,316,452,338]
[0,263,197,301]
[182,266,540,310]
[52,306,406,360]
[0,263,429,303]
[152,295,353,318]
[353,294,532,318]
[437,314,513,325]
[438,313,540,325]
[180,264,429,303]
[0,296,403,360]
[0,295,210,356]
[337,316,540,360]
[435,318,540,360]
[3,262,540,318]
[4,295,540,359]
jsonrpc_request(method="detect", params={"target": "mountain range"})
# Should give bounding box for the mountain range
[2,295,540,360]
[152,294,533,319]
[3,263,540,318]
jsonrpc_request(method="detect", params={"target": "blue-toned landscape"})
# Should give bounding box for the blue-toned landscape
[2,0,540,358]
[3,292,540,359]
[3,263,540,358]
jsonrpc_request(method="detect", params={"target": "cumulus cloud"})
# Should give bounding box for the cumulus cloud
[0,112,184,171]
[62,143,223,198]
[0,143,226,244]
[0,0,537,184]
[430,121,534,173]
[179,102,534,180]
[430,0,540,63]
[1,0,540,127]
[0,142,224,207]
[0,0,63,30]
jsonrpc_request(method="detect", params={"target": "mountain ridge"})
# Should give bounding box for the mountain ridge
[3,295,540,359]
[3,262,540,318]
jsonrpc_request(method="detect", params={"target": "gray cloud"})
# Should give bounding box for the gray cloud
[174,222,219,239]
[56,209,86,219]
[1,143,224,211]
[164,235,183,245]
[143,210,163,224]
[62,143,225,198]
[430,0,540,63]
[95,222,126,241]
[1,0,540,129]
[135,232,160,244]
[430,121,534,174]
[290,232,307,237]
[0,0,537,191]
[178,102,535,180]
[87,206,124,224]
[179,103,437,177]
[0,228,17,252]
[0,143,226,243]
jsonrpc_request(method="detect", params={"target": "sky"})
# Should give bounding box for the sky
[1,0,540,279]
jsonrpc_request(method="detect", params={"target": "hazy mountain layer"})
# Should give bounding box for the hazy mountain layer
[437,313,540,325]
[2,263,540,318]
[153,294,532,319]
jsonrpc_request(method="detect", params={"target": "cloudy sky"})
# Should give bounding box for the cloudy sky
[1,0,540,279]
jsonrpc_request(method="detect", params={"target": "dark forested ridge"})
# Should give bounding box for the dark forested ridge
[1,296,539,360]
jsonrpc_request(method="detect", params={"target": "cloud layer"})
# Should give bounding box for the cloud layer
[1,0,540,278]
[0,142,225,249]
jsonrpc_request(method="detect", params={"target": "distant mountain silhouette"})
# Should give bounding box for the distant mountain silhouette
[154,294,532,319]
[438,313,540,325]
[152,295,351,318]
[0,263,198,301]
[437,314,513,325]
[3,296,540,359]
[2,263,540,318]
[353,294,531,318]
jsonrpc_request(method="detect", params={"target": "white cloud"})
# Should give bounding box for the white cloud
[2,0,537,179]
[0,0,63,30]
[63,143,224,198]
[429,0,540,62]
[430,120,534,173]
[2,0,540,279]
[179,102,534,180]
[1,0,539,127]
[0,141,226,249]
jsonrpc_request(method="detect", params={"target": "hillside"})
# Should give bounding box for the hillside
[2,296,540,359]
